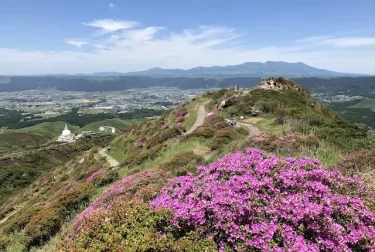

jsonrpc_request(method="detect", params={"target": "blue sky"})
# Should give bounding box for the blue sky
[1,0,375,74]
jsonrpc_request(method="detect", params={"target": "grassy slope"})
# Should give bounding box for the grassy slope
[351,98,375,109]
[1,82,375,251]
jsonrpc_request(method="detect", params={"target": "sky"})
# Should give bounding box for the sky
[1,0,375,75]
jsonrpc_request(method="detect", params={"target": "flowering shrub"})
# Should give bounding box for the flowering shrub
[175,122,182,128]
[152,148,375,251]
[86,170,106,182]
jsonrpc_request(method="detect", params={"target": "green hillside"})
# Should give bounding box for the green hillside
[1,78,375,251]
[351,98,375,109]
[81,118,142,132]
[0,122,79,154]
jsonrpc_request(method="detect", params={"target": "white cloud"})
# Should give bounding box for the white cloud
[84,19,137,34]
[65,39,88,48]
[295,36,332,44]
[296,36,375,47]
[321,37,375,47]
[109,3,116,9]
[1,21,375,75]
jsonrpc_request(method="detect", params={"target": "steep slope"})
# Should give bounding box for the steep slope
[1,78,375,251]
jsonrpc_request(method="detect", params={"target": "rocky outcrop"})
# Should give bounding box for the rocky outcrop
[217,96,239,110]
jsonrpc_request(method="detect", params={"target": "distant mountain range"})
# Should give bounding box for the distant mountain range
[83,61,361,78]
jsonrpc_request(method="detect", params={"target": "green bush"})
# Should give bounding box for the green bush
[161,151,205,176]
[60,201,216,252]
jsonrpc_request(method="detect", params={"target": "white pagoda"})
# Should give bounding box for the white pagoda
[57,124,75,143]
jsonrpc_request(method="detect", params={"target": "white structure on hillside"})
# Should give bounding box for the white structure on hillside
[99,126,116,134]
[57,124,75,143]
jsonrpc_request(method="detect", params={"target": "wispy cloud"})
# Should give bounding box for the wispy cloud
[321,37,375,47]
[65,39,88,47]
[296,36,375,47]
[109,3,116,9]
[84,19,137,34]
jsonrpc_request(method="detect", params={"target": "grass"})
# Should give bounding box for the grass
[255,117,290,135]
[351,98,375,109]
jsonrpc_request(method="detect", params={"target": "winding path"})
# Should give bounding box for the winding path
[99,148,120,168]
[185,101,209,135]
[236,121,260,136]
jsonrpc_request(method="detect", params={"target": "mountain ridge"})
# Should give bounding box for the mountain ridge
[112,61,361,77]
[17,61,366,77]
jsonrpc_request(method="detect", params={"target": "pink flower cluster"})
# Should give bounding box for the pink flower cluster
[135,138,143,148]
[161,124,169,130]
[152,148,375,251]
[86,170,106,182]
[176,108,188,118]
[175,108,188,123]
[207,112,216,118]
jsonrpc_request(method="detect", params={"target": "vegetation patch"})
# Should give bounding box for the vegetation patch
[161,151,205,176]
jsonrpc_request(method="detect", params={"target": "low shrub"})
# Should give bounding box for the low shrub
[208,128,239,150]
[214,121,231,129]
[204,115,226,126]
[161,151,205,176]
[152,148,375,251]
[60,201,216,251]
[339,149,375,176]
[188,125,217,139]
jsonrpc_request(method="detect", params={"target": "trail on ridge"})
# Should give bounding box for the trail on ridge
[99,148,120,168]
[185,101,209,135]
